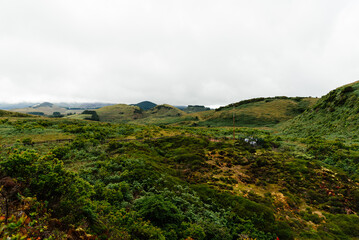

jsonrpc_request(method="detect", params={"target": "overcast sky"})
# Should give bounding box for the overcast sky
[1,0,359,107]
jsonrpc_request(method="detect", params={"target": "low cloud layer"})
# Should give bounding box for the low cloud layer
[1,0,359,106]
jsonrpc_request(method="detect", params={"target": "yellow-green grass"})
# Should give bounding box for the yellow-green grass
[195,98,318,127]
[64,114,93,120]
[126,98,318,127]
[0,130,74,145]
[11,106,68,115]
[96,104,187,124]
[282,81,359,138]
[142,104,186,118]
[0,110,31,117]
[95,104,143,122]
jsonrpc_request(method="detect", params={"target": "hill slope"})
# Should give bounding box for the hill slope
[94,98,317,127]
[143,104,185,118]
[193,97,318,127]
[282,81,359,138]
[12,102,69,116]
[95,104,144,122]
[95,104,186,124]
[0,109,30,117]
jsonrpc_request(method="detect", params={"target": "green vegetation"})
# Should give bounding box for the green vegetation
[2,82,359,239]
[282,81,359,139]
[0,110,30,117]
[95,104,144,122]
[192,97,318,127]
[95,104,186,124]
[91,97,317,127]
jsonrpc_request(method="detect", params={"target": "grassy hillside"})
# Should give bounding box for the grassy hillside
[282,81,359,138]
[0,109,30,117]
[1,116,359,239]
[191,97,318,127]
[95,104,186,124]
[143,104,185,118]
[94,98,317,127]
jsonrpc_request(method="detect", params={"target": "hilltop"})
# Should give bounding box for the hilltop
[95,103,186,124]
[282,81,359,138]
[144,104,185,118]
[95,104,143,122]
[132,101,157,110]
[183,105,210,113]
[182,97,318,127]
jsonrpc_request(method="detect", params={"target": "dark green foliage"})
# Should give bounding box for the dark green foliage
[183,105,210,113]
[1,115,359,239]
[135,194,183,227]
[52,112,63,117]
[318,214,359,239]
[283,81,359,139]
[28,112,45,116]
[82,110,100,121]
[0,149,95,226]
[274,222,294,240]
[21,137,33,146]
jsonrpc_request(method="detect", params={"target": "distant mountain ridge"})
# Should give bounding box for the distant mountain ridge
[12,102,68,116]
[0,102,114,110]
[9,102,115,116]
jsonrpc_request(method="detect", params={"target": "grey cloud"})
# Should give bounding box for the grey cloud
[1,0,358,106]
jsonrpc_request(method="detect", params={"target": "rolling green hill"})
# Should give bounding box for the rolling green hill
[191,97,318,127]
[95,104,186,124]
[95,104,144,122]
[282,81,359,138]
[143,104,185,118]
[94,98,318,127]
